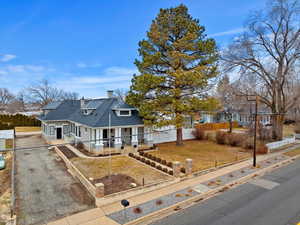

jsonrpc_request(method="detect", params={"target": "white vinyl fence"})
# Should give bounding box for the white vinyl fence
[266,136,296,151]
[153,128,195,144]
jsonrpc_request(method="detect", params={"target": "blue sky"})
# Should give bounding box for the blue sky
[0,0,265,98]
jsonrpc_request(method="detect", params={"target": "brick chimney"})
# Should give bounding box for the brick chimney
[107,90,114,98]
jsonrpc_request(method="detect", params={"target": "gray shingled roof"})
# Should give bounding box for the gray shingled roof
[38,98,143,127]
[42,101,62,110]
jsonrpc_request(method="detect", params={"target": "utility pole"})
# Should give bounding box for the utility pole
[253,95,259,167]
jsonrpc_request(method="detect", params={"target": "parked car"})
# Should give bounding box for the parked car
[0,154,5,170]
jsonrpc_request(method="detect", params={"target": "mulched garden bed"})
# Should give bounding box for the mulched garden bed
[57,146,78,159]
[92,173,140,195]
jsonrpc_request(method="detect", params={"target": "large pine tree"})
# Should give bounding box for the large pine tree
[127,4,219,145]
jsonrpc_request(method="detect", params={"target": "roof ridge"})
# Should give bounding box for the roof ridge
[92,98,116,127]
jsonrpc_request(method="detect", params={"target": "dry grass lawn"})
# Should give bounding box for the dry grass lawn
[152,140,251,172]
[284,148,300,157]
[71,156,171,186]
[283,125,295,137]
[15,126,41,132]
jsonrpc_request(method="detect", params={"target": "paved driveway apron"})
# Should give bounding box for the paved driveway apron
[15,135,94,225]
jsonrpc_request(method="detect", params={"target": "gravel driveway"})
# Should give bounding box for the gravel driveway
[15,135,94,225]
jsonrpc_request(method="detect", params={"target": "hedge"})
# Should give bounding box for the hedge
[195,121,239,131]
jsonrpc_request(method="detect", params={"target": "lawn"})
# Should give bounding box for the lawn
[15,126,41,132]
[283,125,295,137]
[284,147,300,157]
[71,156,171,186]
[151,140,251,172]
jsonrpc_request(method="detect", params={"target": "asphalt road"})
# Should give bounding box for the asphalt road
[151,158,300,225]
[15,135,94,225]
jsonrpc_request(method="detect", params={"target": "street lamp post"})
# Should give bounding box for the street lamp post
[238,94,260,167]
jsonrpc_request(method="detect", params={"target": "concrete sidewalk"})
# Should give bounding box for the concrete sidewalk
[47,144,300,225]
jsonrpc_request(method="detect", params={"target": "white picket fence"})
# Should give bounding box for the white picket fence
[266,136,296,151]
[153,128,195,144]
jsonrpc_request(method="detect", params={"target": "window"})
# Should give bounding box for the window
[50,126,55,135]
[63,125,70,135]
[119,110,131,116]
[78,127,81,137]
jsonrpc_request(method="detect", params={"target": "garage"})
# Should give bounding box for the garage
[0,130,14,151]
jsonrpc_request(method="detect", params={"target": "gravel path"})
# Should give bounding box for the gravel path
[15,135,94,225]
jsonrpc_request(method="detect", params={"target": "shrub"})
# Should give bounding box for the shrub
[136,156,140,160]
[128,153,133,157]
[139,151,144,156]
[141,158,145,163]
[216,131,227,145]
[161,160,167,165]
[152,156,157,161]
[163,168,168,173]
[192,128,206,140]
[156,165,162,170]
[227,133,243,147]
[180,167,186,173]
[168,170,174,175]
[144,153,149,158]
[257,144,268,154]
[167,162,173,168]
[243,138,254,149]
[146,160,151,165]
[151,162,156,167]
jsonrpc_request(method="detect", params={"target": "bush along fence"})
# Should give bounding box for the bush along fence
[0,114,41,130]
[129,152,193,177]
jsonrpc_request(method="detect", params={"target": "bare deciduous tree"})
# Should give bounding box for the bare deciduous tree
[28,79,79,107]
[222,0,300,140]
[0,88,14,110]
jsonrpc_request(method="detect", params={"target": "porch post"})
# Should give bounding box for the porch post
[132,127,138,147]
[94,128,104,153]
[145,127,153,147]
[115,127,122,149]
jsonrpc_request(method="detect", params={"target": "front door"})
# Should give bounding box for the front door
[56,127,62,139]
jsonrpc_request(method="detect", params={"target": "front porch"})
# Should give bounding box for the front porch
[89,126,153,154]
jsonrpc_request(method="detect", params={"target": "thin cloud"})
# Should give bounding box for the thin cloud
[76,62,102,68]
[0,54,16,62]
[104,66,138,76]
[209,28,245,37]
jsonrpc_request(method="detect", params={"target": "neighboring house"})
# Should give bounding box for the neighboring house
[38,91,153,153]
[197,111,272,126]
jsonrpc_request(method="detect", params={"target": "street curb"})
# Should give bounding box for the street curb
[124,154,300,225]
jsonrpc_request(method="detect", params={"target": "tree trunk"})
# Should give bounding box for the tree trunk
[229,119,232,133]
[176,127,183,146]
[271,114,284,140]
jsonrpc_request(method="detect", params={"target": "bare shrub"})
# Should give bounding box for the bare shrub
[76,141,84,150]
[227,133,244,147]
[257,144,268,154]
[192,128,205,140]
[216,131,227,145]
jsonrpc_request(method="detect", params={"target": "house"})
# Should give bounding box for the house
[38,91,153,154]
[197,110,272,126]
[0,129,14,151]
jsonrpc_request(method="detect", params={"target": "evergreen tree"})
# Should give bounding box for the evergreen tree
[127,4,219,145]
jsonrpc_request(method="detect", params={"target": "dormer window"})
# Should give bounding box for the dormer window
[118,110,131,116]
[82,109,92,115]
